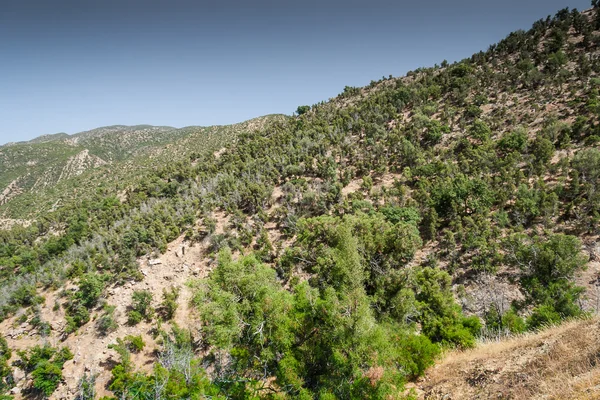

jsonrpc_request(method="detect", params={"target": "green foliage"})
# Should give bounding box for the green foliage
[465,104,482,119]
[194,251,440,398]
[75,372,96,400]
[571,148,600,229]
[159,286,180,320]
[414,267,481,348]
[96,304,118,336]
[63,273,108,333]
[0,336,11,395]
[77,273,105,308]
[484,307,526,335]
[17,345,73,398]
[123,335,145,353]
[296,105,310,115]
[127,290,153,325]
[380,206,422,225]
[530,135,555,170]
[2,5,600,397]
[32,361,63,397]
[498,128,528,153]
[107,327,222,400]
[505,234,588,328]
[126,310,143,326]
[469,120,492,142]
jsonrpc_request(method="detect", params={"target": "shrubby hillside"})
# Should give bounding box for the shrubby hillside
[1,4,600,399]
[0,117,279,219]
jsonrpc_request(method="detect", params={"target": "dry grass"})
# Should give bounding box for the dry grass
[416,317,600,399]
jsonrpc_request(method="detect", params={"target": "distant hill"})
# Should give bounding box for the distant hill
[0,117,284,217]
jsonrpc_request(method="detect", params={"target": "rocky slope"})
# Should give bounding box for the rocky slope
[1,4,600,400]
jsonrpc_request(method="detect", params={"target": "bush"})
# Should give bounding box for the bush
[0,336,11,394]
[527,304,562,329]
[396,334,440,378]
[10,285,43,308]
[296,105,310,115]
[78,273,105,308]
[498,128,528,153]
[96,305,118,336]
[505,233,588,327]
[127,290,153,325]
[380,206,421,225]
[414,267,481,348]
[469,120,491,142]
[159,287,180,320]
[126,310,143,326]
[76,372,96,400]
[484,307,526,334]
[465,104,482,118]
[123,335,145,353]
[17,345,73,398]
[530,135,555,170]
[65,303,90,334]
[63,273,107,334]
[32,360,63,397]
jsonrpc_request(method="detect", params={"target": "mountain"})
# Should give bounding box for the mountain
[0,117,282,218]
[1,4,600,400]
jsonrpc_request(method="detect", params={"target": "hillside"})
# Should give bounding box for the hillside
[416,317,600,399]
[1,4,600,400]
[0,116,281,219]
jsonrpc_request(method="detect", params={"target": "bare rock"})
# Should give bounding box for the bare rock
[12,367,25,383]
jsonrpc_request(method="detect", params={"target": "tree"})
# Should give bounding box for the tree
[159,286,180,321]
[296,105,310,115]
[505,234,588,327]
[530,135,555,172]
[128,290,154,325]
[0,336,11,395]
[17,345,73,398]
[414,267,481,348]
[469,120,492,142]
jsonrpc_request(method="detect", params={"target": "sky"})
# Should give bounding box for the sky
[0,0,593,144]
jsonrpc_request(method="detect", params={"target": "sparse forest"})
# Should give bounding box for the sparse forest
[1,3,600,399]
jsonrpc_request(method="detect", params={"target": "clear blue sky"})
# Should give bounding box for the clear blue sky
[0,0,592,144]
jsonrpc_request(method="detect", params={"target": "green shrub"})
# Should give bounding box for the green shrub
[32,360,63,397]
[78,273,105,308]
[527,304,562,329]
[0,336,11,394]
[65,303,90,333]
[127,290,153,325]
[415,267,481,348]
[469,120,491,142]
[96,305,118,336]
[123,335,145,353]
[395,334,440,378]
[159,287,180,320]
[380,206,421,225]
[505,233,587,328]
[498,128,528,153]
[502,309,526,333]
[17,345,73,398]
[126,310,143,326]
[10,285,43,308]
[296,105,310,115]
